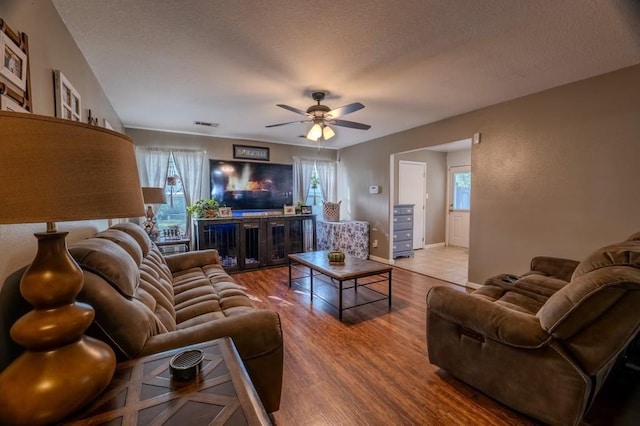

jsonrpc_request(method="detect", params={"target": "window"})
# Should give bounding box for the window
[155,155,187,236]
[304,167,324,215]
[452,171,471,210]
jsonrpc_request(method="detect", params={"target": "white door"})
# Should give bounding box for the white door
[399,161,426,249]
[448,165,470,248]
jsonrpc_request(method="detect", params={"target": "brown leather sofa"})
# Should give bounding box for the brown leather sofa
[426,232,640,426]
[0,222,283,413]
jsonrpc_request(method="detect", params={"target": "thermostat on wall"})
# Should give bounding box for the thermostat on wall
[369,185,381,194]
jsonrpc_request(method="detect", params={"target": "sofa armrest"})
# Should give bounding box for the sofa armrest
[528,256,579,282]
[427,286,550,348]
[164,249,221,273]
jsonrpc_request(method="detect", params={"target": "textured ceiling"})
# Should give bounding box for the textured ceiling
[52,0,640,149]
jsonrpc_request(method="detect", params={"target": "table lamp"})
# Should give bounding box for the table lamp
[141,186,167,240]
[0,112,145,424]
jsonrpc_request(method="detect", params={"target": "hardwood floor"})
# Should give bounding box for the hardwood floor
[233,265,639,426]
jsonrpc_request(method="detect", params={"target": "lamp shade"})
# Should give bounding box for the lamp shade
[0,112,144,224]
[323,125,335,140]
[142,187,167,204]
[307,122,322,141]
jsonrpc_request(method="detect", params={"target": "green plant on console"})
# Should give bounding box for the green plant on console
[186,199,221,218]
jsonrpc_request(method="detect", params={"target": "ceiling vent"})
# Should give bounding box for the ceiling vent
[194,121,219,127]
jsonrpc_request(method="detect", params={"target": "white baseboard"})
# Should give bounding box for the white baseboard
[466,281,482,289]
[424,242,445,249]
[369,254,392,264]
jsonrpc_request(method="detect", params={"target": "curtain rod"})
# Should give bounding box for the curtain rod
[292,156,338,163]
[135,147,204,153]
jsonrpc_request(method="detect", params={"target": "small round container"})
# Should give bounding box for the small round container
[327,251,346,263]
[170,349,204,381]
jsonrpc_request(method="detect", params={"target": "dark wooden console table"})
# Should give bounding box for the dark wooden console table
[194,215,316,272]
[62,338,270,426]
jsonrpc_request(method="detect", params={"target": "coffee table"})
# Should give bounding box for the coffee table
[288,250,392,320]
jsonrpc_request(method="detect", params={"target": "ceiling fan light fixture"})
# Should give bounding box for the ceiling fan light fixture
[307,122,323,141]
[323,125,335,140]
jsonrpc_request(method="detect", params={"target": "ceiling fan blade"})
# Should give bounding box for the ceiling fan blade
[277,104,309,116]
[326,102,365,119]
[265,120,307,128]
[331,119,371,130]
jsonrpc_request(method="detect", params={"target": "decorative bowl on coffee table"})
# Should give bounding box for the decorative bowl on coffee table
[327,251,346,264]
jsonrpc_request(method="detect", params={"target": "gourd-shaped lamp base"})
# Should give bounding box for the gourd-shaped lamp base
[0,231,116,425]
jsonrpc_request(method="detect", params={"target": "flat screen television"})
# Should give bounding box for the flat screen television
[209,159,293,211]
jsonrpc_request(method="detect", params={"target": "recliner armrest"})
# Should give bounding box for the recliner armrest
[164,249,221,273]
[427,286,550,348]
[528,256,579,282]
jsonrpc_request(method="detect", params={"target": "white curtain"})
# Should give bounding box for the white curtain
[293,157,315,204]
[172,149,204,238]
[135,147,170,188]
[316,160,337,202]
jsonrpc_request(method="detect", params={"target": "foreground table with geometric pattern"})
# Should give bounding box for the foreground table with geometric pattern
[62,337,270,425]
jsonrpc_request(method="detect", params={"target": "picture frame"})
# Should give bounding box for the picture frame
[233,144,270,161]
[218,207,232,218]
[53,70,82,122]
[0,93,27,112]
[300,205,312,215]
[283,205,296,216]
[0,32,27,91]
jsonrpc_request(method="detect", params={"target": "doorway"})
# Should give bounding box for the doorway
[398,160,426,250]
[390,138,472,286]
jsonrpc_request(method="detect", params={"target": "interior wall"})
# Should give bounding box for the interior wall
[447,149,471,168]
[394,150,447,245]
[0,1,121,285]
[125,128,338,200]
[338,64,640,284]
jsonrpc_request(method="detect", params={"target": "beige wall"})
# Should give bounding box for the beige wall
[126,128,337,165]
[126,128,338,200]
[394,150,447,245]
[447,149,471,169]
[339,64,640,283]
[0,1,121,284]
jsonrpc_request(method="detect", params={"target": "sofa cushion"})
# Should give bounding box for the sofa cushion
[472,285,544,315]
[111,222,153,257]
[572,242,640,280]
[70,238,140,297]
[626,231,640,242]
[95,228,144,266]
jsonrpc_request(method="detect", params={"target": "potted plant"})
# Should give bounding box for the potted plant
[186,199,221,219]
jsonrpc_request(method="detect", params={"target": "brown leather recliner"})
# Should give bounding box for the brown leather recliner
[426,233,640,426]
[0,222,283,413]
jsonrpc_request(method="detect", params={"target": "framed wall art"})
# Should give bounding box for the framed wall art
[233,144,270,161]
[218,207,232,218]
[54,70,82,121]
[0,19,32,112]
[0,32,27,91]
[0,93,28,112]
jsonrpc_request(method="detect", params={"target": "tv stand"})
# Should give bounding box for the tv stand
[193,215,316,272]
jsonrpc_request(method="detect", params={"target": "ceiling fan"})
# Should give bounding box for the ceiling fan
[266,91,371,142]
